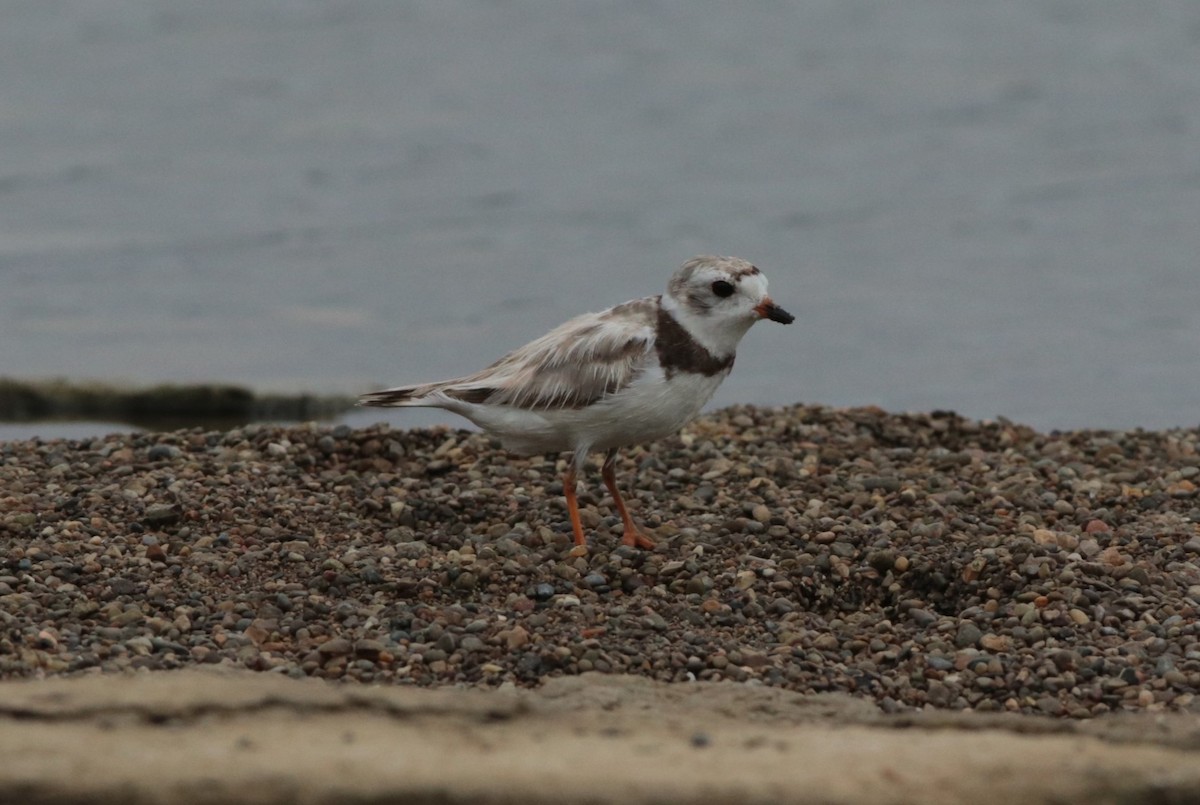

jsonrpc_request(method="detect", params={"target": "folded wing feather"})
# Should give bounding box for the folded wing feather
[359,297,659,411]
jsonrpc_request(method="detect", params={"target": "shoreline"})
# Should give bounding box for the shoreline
[1,402,1196,714]
[2,402,1199,801]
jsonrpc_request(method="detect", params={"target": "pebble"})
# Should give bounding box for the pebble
[909,609,938,628]
[147,444,181,461]
[955,623,983,649]
[354,640,386,659]
[142,504,181,527]
[0,405,1197,718]
[501,626,530,650]
[318,638,353,657]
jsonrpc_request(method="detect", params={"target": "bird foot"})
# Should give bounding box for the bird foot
[621,529,657,550]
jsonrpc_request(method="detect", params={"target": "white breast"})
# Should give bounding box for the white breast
[458,364,730,455]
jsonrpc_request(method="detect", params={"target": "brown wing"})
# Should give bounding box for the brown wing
[442,297,659,410]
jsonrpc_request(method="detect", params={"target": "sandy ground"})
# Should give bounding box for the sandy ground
[2,669,1198,805]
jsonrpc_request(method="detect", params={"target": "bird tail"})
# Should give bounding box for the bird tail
[358,381,494,408]
[358,383,441,408]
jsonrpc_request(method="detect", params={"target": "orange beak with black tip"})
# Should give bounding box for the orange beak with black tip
[754,298,794,324]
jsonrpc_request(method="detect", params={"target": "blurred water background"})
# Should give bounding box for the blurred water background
[2,0,1199,439]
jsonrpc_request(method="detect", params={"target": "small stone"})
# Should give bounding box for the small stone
[502,626,530,650]
[142,504,181,527]
[910,609,938,627]
[738,649,769,668]
[813,633,839,651]
[125,636,154,656]
[1099,547,1128,567]
[955,623,983,649]
[861,476,900,492]
[1055,532,1079,550]
[1032,529,1057,546]
[867,550,895,574]
[354,640,386,659]
[1167,479,1196,497]
[1101,676,1129,692]
[425,460,452,476]
[395,541,429,559]
[112,607,144,627]
[147,444,181,461]
[926,656,954,672]
[1036,697,1063,716]
[317,638,353,657]
[925,680,953,707]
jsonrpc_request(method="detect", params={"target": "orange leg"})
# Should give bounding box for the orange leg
[602,449,656,549]
[562,460,588,547]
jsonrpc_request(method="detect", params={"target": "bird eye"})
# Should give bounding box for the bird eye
[711,280,735,298]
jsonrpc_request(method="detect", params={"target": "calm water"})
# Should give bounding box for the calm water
[3,0,1199,440]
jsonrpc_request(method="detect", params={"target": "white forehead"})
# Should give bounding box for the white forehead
[674,255,768,297]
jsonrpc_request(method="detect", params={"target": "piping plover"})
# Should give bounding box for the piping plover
[360,255,793,550]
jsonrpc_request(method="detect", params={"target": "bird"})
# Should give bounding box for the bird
[359,255,793,550]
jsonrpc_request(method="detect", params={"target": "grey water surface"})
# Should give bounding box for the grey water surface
[3,0,1199,440]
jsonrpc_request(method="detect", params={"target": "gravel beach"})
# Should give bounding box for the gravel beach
[2,404,1199,718]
